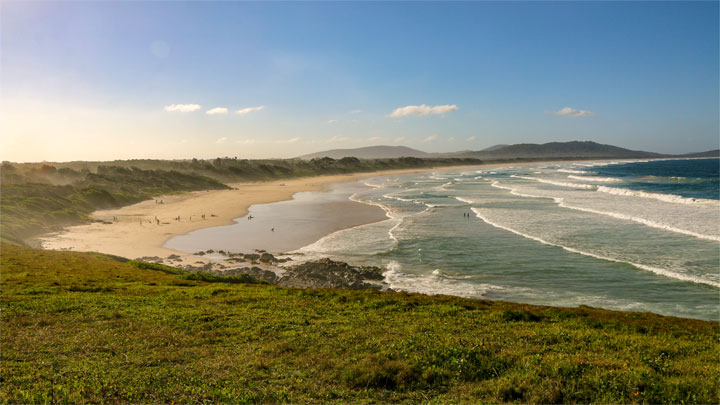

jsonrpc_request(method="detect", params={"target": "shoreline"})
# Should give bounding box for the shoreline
[38,164,494,267]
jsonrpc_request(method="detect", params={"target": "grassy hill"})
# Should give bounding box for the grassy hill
[2,244,717,403]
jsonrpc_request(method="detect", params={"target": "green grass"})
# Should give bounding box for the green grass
[2,244,718,403]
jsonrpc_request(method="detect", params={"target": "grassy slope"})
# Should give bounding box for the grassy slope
[2,245,718,403]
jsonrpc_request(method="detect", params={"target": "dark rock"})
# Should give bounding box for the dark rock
[259,252,275,263]
[278,258,386,290]
[244,253,260,261]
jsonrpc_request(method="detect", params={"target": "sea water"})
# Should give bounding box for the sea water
[297,158,720,321]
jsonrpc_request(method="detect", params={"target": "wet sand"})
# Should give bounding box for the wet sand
[39,165,486,267]
[165,182,388,254]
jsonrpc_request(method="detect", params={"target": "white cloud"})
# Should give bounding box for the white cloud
[466,136,476,142]
[275,137,301,144]
[236,139,257,145]
[327,119,338,124]
[448,136,456,142]
[388,104,458,118]
[328,135,351,143]
[422,135,438,143]
[368,136,385,142]
[180,139,189,144]
[216,137,228,143]
[350,109,363,114]
[549,106,594,117]
[206,107,229,115]
[164,103,202,112]
[235,105,265,115]
[394,136,406,143]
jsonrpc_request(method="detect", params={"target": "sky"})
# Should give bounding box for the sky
[1,1,718,162]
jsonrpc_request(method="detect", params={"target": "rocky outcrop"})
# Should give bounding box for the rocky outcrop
[155,251,388,290]
[277,258,386,290]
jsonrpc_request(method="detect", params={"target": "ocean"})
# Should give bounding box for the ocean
[295,158,719,321]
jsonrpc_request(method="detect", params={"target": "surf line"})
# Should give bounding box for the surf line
[471,208,720,288]
[488,181,720,242]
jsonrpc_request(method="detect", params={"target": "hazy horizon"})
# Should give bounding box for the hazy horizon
[2,1,718,162]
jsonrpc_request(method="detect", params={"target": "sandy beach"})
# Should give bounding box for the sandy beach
[39,165,489,266]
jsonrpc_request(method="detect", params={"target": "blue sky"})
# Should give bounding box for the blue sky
[2,1,718,161]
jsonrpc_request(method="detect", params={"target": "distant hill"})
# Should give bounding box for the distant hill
[297,145,430,160]
[296,141,714,161]
[678,150,719,158]
[454,141,663,159]
[480,144,509,152]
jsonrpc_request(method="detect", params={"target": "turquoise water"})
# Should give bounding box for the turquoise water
[298,159,719,321]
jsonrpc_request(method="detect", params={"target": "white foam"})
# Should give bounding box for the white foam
[434,181,454,191]
[490,181,554,200]
[511,175,596,189]
[454,196,476,204]
[355,192,433,244]
[472,208,720,288]
[350,193,402,243]
[382,191,426,205]
[490,181,720,242]
[597,186,720,207]
[555,201,720,242]
[383,261,501,298]
[363,181,384,188]
[568,175,620,183]
[557,169,587,174]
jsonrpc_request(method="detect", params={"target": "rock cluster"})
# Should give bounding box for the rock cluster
[142,250,389,291]
[277,258,386,290]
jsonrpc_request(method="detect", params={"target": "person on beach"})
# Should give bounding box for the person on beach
[271,227,274,232]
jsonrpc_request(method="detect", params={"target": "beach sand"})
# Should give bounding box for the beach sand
[39,165,488,266]
[165,182,389,255]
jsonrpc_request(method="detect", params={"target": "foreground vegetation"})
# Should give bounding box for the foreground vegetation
[2,245,717,403]
[0,156,483,244]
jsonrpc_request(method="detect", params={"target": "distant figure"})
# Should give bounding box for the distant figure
[248,215,253,220]
[271,227,274,232]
